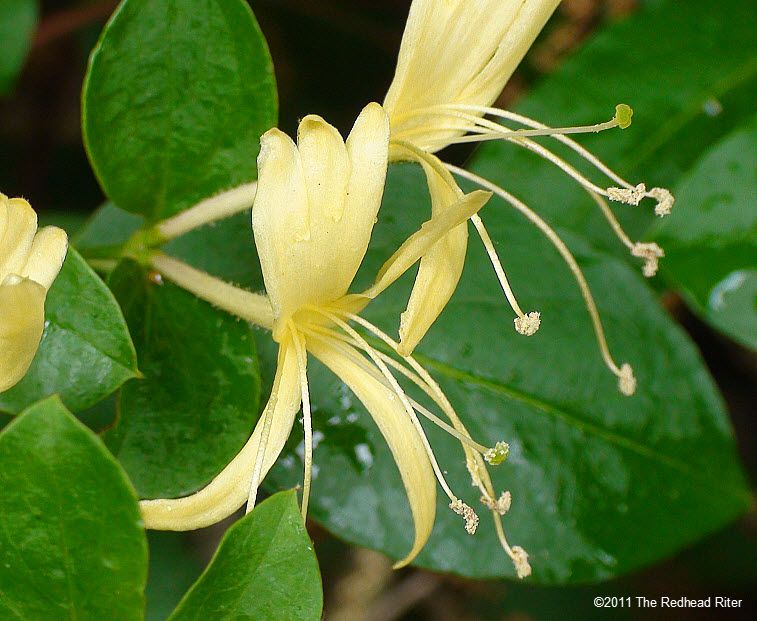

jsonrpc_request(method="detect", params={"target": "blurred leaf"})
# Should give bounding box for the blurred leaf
[0,0,37,94]
[168,490,322,621]
[82,0,277,221]
[0,249,138,414]
[267,164,750,583]
[105,259,262,498]
[652,116,757,349]
[0,396,147,620]
[472,0,756,251]
[145,532,203,621]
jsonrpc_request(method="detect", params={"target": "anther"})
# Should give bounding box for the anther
[607,183,647,206]
[481,491,512,515]
[614,104,633,129]
[618,363,637,396]
[484,441,510,465]
[450,499,479,535]
[648,187,674,216]
[631,242,665,278]
[511,546,532,579]
[514,311,541,336]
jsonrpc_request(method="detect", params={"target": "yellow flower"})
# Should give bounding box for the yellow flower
[0,194,68,392]
[382,0,674,396]
[140,104,517,570]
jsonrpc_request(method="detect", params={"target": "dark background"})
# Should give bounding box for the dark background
[1,1,754,619]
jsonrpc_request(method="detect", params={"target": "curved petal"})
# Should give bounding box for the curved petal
[0,196,38,280]
[364,188,491,300]
[307,335,436,567]
[140,341,301,530]
[253,104,389,334]
[396,155,468,355]
[21,226,68,290]
[0,277,46,392]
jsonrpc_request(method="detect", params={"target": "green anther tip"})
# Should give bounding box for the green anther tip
[485,441,510,465]
[615,104,633,129]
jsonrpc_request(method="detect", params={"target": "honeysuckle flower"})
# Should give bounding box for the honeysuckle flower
[139,104,525,571]
[382,0,676,396]
[0,194,68,392]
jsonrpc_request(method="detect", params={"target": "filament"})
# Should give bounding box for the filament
[291,329,313,519]
[446,164,634,394]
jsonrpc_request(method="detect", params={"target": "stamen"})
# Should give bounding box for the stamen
[247,388,277,514]
[310,307,462,504]
[481,490,511,515]
[631,242,665,278]
[471,214,541,335]
[648,187,675,217]
[409,103,626,141]
[511,546,532,579]
[322,311,530,572]
[618,363,637,397]
[446,164,636,396]
[291,329,313,519]
[514,312,541,337]
[608,183,647,206]
[449,499,479,535]
[305,321,497,458]
[484,441,510,465]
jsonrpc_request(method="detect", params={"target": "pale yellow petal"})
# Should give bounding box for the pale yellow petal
[364,189,491,299]
[140,341,301,530]
[21,226,68,290]
[385,0,560,152]
[0,277,46,392]
[253,105,389,336]
[308,335,436,567]
[253,127,311,326]
[0,196,38,279]
[396,155,468,355]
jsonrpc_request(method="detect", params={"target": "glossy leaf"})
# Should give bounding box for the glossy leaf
[651,116,757,349]
[168,490,322,621]
[0,0,37,94]
[105,259,262,498]
[267,164,750,583]
[82,0,277,221]
[0,396,147,620]
[0,248,138,414]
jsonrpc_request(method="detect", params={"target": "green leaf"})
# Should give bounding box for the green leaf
[0,396,147,620]
[0,248,138,414]
[145,533,203,621]
[267,164,750,583]
[651,116,757,349]
[82,0,277,221]
[471,0,756,251]
[0,0,37,94]
[168,490,322,621]
[105,259,262,498]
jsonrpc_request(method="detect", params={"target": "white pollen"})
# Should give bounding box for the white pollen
[648,187,674,217]
[481,490,512,515]
[449,499,479,535]
[631,242,665,278]
[511,546,531,579]
[514,311,541,336]
[607,183,646,206]
[618,363,637,396]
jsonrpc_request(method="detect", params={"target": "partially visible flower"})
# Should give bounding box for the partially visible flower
[382,0,675,396]
[140,104,519,570]
[0,194,68,392]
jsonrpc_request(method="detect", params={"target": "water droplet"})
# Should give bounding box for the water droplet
[703,98,723,117]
